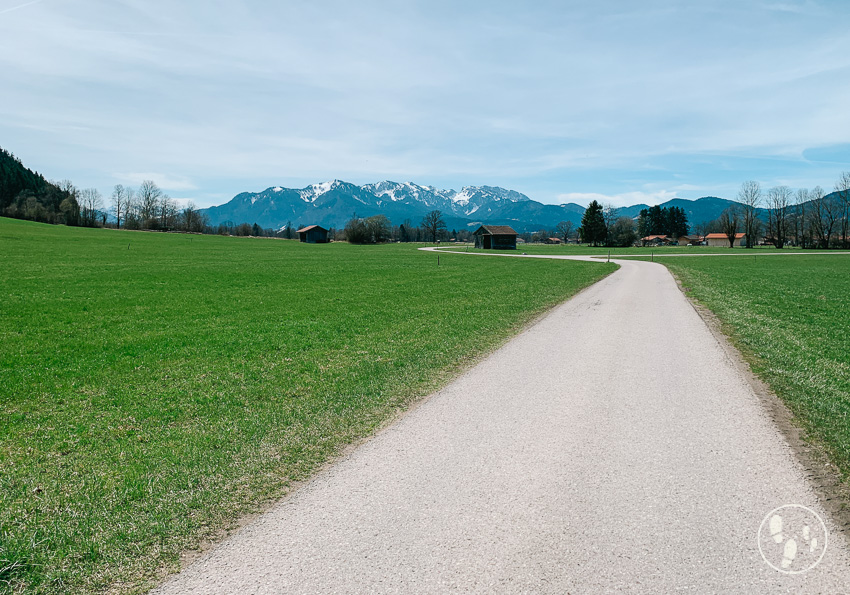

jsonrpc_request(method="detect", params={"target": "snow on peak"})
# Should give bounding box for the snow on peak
[363,181,432,202]
[299,180,339,202]
[273,186,282,192]
[450,189,473,206]
[313,181,334,194]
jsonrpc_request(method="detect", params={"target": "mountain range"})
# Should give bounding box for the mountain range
[200,180,741,233]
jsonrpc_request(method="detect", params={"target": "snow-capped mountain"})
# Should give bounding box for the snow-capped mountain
[198,180,741,233]
[200,180,565,232]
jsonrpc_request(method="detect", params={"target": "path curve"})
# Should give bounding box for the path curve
[155,251,850,593]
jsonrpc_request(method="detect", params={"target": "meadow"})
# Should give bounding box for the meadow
[657,254,850,480]
[0,218,614,594]
[440,243,799,257]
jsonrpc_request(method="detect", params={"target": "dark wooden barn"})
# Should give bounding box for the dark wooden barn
[297,225,329,244]
[473,225,518,250]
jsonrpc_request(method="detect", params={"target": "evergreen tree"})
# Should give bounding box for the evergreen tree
[665,206,689,237]
[637,209,650,238]
[579,200,606,246]
[646,205,664,235]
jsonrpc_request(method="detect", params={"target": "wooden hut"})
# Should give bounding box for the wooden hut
[297,225,329,243]
[473,225,518,250]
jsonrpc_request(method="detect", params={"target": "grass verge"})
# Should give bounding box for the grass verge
[657,254,850,480]
[0,218,615,594]
[437,244,806,257]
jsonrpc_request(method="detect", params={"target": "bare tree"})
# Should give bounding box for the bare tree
[602,204,619,246]
[137,180,163,226]
[421,210,446,243]
[158,195,178,230]
[79,188,103,227]
[555,220,573,243]
[122,187,140,229]
[57,179,78,198]
[719,206,740,248]
[766,186,792,249]
[810,185,839,248]
[794,188,809,248]
[180,201,207,233]
[737,180,761,248]
[110,184,129,229]
[693,220,712,237]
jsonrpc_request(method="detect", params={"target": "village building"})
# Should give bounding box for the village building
[675,235,704,246]
[297,225,329,244]
[640,235,669,247]
[473,225,518,250]
[705,232,746,247]
[546,237,562,245]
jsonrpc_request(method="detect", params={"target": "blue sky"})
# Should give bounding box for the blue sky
[2,0,849,208]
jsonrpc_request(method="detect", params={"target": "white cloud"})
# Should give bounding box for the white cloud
[557,190,678,209]
[0,0,42,16]
[164,197,195,207]
[114,173,197,192]
[2,1,850,204]
[761,1,824,15]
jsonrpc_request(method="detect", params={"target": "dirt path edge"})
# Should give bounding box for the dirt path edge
[668,268,850,538]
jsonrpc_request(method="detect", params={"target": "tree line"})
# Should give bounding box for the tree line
[577,201,662,247]
[696,174,850,248]
[341,210,466,244]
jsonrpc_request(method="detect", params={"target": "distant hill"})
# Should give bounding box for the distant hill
[200,181,744,232]
[618,196,743,226]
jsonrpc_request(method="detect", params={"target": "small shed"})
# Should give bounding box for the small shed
[297,225,329,244]
[473,225,518,250]
[546,237,562,245]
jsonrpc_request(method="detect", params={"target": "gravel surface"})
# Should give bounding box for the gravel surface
[154,255,850,594]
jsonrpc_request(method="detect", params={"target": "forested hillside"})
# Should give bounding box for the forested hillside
[0,147,80,225]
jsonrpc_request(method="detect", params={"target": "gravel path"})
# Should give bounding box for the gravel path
[154,255,850,593]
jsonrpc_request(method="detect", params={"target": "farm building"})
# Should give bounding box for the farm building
[705,232,746,247]
[641,235,669,246]
[473,225,518,250]
[546,237,562,245]
[297,225,329,243]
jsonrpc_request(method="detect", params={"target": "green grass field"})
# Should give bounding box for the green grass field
[0,218,615,594]
[657,254,850,478]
